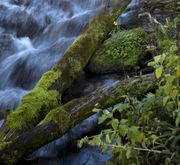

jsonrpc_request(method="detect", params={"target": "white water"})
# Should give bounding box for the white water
[0,0,137,164]
[0,0,104,110]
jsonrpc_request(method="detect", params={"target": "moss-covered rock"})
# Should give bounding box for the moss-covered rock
[87,28,148,73]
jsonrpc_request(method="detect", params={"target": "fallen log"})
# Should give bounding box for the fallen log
[0,74,156,165]
[0,0,131,140]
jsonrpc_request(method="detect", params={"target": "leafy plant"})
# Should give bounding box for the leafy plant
[78,18,180,165]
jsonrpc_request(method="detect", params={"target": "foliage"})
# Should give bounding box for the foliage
[78,19,180,164]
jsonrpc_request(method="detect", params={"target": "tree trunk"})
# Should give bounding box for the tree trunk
[0,0,131,140]
[0,74,156,165]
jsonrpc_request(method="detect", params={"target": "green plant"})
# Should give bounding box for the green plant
[78,19,180,165]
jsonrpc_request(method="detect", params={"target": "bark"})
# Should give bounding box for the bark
[0,74,156,165]
[0,0,131,140]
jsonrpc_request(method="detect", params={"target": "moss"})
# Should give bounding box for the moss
[1,150,19,165]
[104,76,156,106]
[164,1,178,11]
[6,70,61,130]
[0,142,11,151]
[88,28,148,73]
[4,3,129,133]
[39,107,72,132]
[36,70,61,89]
[52,12,116,92]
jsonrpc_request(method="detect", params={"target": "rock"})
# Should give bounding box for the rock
[87,28,148,74]
[117,0,140,27]
[0,34,17,60]
[116,0,178,32]
[0,4,42,37]
[62,72,121,103]
[0,109,10,120]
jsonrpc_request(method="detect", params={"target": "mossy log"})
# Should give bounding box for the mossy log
[0,74,156,165]
[0,0,131,140]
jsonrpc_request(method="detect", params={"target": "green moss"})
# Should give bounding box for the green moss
[1,150,19,165]
[88,28,148,73]
[104,77,156,106]
[6,70,61,130]
[39,107,72,132]
[36,70,61,89]
[0,142,11,151]
[4,4,128,132]
[164,1,177,11]
[52,12,116,91]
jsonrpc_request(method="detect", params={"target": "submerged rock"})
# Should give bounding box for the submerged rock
[87,28,148,74]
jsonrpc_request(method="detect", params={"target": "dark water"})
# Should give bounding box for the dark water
[0,0,138,164]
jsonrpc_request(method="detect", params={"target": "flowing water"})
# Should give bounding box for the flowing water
[0,0,104,110]
[0,0,139,164]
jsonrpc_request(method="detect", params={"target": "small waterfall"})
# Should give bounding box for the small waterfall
[0,0,104,110]
[0,0,138,164]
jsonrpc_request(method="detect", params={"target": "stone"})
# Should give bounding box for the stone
[87,28,148,74]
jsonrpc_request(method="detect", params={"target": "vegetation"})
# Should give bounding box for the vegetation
[6,70,61,130]
[88,28,148,73]
[79,18,180,164]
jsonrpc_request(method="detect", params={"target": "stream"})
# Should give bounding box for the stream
[0,0,139,164]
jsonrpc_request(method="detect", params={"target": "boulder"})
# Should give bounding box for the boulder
[116,0,178,32]
[87,28,148,74]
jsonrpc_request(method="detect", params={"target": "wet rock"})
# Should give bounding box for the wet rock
[10,0,32,7]
[0,34,17,60]
[87,28,148,74]
[62,72,121,103]
[0,4,42,37]
[0,109,10,119]
[117,0,140,27]
[117,0,178,32]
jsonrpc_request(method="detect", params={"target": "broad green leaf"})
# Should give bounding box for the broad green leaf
[147,61,155,67]
[119,125,127,137]
[94,136,101,146]
[176,68,180,78]
[163,96,170,106]
[78,139,84,148]
[155,66,163,79]
[154,55,161,63]
[126,148,132,159]
[120,119,128,124]
[168,55,177,65]
[171,89,178,99]
[111,119,119,130]
[163,84,171,95]
[166,75,175,83]
[106,134,111,144]
[98,115,108,124]
[92,108,101,113]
